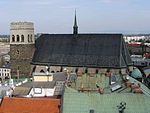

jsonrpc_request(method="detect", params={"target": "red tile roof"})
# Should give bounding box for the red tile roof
[0,97,60,113]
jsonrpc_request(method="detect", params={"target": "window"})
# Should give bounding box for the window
[60,67,63,72]
[30,34,33,42]
[28,34,30,42]
[96,69,98,74]
[17,35,20,42]
[51,71,55,73]
[21,35,24,42]
[12,35,15,42]
[75,68,78,73]
[85,69,88,73]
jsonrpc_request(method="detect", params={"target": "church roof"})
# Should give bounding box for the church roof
[31,34,132,68]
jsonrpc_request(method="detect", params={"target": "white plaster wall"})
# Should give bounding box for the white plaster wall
[29,87,55,97]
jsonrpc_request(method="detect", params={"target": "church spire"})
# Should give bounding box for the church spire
[73,10,78,35]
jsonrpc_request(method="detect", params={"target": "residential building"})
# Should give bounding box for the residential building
[12,72,66,97]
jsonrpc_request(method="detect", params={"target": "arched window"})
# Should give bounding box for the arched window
[60,67,63,72]
[17,35,20,42]
[28,35,30,42]
[85,69,88,73]
[75,68,78,73]
[21,35,24,42]
[96,69,99,74]
[30,34,33,42]
[12,35,15,42]
[51,71,55,73]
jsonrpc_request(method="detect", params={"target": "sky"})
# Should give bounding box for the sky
[0,0,150,34]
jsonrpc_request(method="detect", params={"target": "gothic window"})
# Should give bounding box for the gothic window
[28,34,30,42]
[60,67,63,72]
[75,68,78,73]
[96,69,99,74]
[17,35,20,42]
[21,35,24,42]
[85,69,88,73]
[12,35,15,42]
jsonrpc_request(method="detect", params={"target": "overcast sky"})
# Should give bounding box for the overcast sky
[0,0,150,34]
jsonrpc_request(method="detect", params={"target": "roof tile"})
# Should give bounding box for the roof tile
[0,97,60,113]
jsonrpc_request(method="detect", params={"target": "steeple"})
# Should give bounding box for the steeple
[73,10,78,35]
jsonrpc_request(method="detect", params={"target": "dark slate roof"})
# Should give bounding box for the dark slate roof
[32,34,132,68]
[53,72,66,81]
[19,82,56,88]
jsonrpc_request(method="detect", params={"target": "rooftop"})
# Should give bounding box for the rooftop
[63,73,150,112]
[32,34,132,68]
[63,90,150,113]
[0,97,60,113]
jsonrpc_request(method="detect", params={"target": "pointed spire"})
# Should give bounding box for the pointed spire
[73,10,78,35]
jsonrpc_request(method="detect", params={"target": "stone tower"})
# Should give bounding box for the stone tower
[10,22,35,78]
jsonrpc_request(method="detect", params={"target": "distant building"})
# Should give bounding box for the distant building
[131,55,150,67]
[0,68,11,84]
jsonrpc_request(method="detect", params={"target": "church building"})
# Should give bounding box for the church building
[10,13,132,78]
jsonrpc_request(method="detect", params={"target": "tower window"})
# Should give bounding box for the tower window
[28,35,30,42]
[17,35,20,42]
[30,34,33,42]
[12,35,15,42]
[21,35,24,42]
